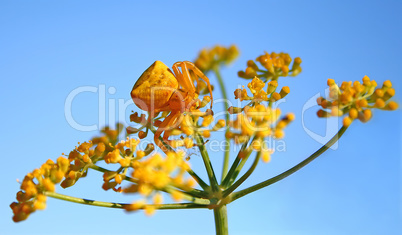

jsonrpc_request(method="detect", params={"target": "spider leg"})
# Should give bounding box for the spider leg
[154,111,181,153]
[154,113,174,152]
[172,62,197,93]
[181,61,214,109]
[171,62,199,112]
[162,111,182,143]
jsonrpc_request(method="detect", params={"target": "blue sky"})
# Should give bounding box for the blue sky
[1,1,401,234]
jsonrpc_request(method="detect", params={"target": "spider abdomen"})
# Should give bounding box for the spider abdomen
[131,61,178,112]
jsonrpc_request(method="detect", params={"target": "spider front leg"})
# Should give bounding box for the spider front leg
[176,61,214,108]
[172,62,197,94]
[173,61,214,107]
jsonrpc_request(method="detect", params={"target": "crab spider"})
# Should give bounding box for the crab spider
[131,61,213,152]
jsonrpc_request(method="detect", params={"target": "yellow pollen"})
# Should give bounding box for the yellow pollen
[327,78,335,86]
[115,174,123,184]
[153,193,163,204]
[171,190,184,202]
[343,117,352,127]
[375,98,385,108]
[349,108,358,119]
[144,205,156,216]
[202,130,211,138]
[383,80,392,88]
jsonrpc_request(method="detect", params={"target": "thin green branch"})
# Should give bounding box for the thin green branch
[222,151,261,198]
[230,125,348,202]
[212,67,231,184]
[44,191,209,210]
[222,137,258,188]
[221,141,249,188]
[188,168,210,191]
[195,133,219,192]
[45,191,124,208]
[220,153,241,188]
[224,149,252,188]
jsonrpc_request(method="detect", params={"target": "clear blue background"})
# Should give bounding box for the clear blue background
[1,1,401,234]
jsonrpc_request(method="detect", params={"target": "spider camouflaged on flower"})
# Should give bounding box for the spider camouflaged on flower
[130,61,214,153]
[10,45,398,235]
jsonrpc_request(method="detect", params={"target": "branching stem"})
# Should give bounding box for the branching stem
[213,67,231,183]
[230,126,348,202]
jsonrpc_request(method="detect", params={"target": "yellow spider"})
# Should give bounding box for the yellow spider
[131,61,213,152]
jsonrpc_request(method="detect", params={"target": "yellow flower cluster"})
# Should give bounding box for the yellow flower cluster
[10,157,70,222]
[123,151,195,216]
[62,126,123,188]
[102,137,145,192]
[238,52,302,80]
[227,104,294,162]
[234,77,290,103]
[317,76,398,126]
[10,126,122,222]
[194,45,240,72]
[228,77,295,162]
[227,105,294,142]
[11,123,197,219]
[89,134,196,216]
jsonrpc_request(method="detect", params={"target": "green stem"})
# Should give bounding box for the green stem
[44,191,209,209]
[226,150,252,187]
[220,157,241,188]
[221,141,249,188]
[223,151,261,198]
[187,168,210,191]
[213,205,229,235]
[221,141,251,188]
[213,67,231,183]
[195,133,219,192]
[223,137,258,187]
[230,126,348,202]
